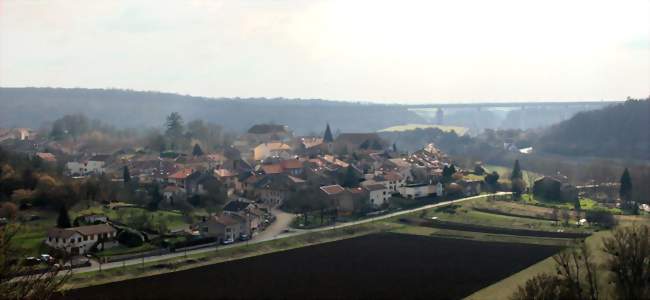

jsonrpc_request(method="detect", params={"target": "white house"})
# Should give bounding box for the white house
[45,224,117,255]
[364,184,390,208]
[398,182,443,199]
[66,154,109,176]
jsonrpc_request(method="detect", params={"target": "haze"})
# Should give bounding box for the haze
[1,0,648,103]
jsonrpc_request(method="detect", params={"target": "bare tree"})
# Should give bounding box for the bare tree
[0,225,70,300]
[602,225,650,300]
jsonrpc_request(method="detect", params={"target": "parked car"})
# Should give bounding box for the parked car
[24,257,40,266]
[239,234,250,241]
[40,254,53,263]
[221,238,234,245]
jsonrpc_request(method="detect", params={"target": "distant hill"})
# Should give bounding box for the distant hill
[0,87,425,135]
[536,99,650,160]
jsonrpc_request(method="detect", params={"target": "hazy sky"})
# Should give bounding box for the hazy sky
[1,0,648,104]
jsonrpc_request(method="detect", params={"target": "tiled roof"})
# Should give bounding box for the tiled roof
[261,164,284,174]
[168,168,194,180]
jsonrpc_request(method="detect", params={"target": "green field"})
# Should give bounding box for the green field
[378,124,468,135]
[410,197,594,233]
[483,164,542,186]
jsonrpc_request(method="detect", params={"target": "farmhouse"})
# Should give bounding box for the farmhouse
[45,224,117,255]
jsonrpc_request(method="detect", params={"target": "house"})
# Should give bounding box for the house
[45,224,117,255]
[253,173,305,206]
[280,159,304,176]
[533,176,562,200]
[363,171,404,193]
[166,168,194,189]
[196,213,249,242]
[253,142,292,161]
[223,198,267,231]
[66,154,109,176]
[365,184,390,208]
[398,182,443,199]
[319,184,366,216]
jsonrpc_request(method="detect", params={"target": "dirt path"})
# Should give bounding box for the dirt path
[253,208,296,241]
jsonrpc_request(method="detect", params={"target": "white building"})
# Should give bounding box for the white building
[364,184,390,207]
[398,182,443,199]
[45,224,117,255]
[66,154,109,176]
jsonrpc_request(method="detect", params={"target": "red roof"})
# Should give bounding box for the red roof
[168,168,194,180]
[261,164,283,174]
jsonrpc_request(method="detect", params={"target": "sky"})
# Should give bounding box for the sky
[0,0,648,104]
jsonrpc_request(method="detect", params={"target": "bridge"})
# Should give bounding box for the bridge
[403,100,621,109]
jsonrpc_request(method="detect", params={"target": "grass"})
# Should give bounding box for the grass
[378,124,469,135]
[95,243,159,258]
[520,194,622,214]
[467,219,650,300]
[74,206,189,230]
[411,198,593,233]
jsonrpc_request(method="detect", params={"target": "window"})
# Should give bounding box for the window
[78,237,81,243]
[84,236,88,241]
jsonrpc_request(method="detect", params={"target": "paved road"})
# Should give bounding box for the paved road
[71,192,510,275]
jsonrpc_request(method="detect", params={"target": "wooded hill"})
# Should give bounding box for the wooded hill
[0,87,425,135]
[536,98,649,160]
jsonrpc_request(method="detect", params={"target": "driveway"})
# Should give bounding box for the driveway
[253,208,296,241]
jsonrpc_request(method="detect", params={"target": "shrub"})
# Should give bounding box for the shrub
[117,229,144,248]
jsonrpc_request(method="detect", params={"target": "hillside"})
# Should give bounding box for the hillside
[0,87,425,135]
[536,98,650,160]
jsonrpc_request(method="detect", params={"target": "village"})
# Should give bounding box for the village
[0,120,493,265]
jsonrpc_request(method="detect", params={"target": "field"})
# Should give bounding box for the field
[58,233,561,300]
[378,123,469,135]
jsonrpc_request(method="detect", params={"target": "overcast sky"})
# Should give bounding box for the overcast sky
[1,0,648,104]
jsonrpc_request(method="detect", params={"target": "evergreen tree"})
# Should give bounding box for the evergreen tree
[619,168,633,208]
[192,143,204,156]
[56,205,71,228]
[323,123,334,143]
[165,112,184,137]
[148,184,163,210]
[123,165,131,183]
[342,167,358,187]
[511,160,523,180]
[392,142,397,152]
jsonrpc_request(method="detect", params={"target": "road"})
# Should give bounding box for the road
[252,208,296,241]
[71,192,510,275]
